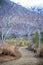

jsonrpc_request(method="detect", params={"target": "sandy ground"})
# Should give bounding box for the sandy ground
[0,46,43,65]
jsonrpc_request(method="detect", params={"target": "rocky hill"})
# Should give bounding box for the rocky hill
[0,0,43,36]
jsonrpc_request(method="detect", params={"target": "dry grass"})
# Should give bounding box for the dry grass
[0,41,21,61]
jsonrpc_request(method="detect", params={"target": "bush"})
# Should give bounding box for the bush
[31,32,39,45]
[41,31,43,43]
[0,43,19,57]
[0,31,2,39]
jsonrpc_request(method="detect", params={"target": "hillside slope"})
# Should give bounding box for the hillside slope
[0,0,43,35]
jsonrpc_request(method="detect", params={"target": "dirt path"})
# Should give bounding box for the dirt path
[0,46,43,65]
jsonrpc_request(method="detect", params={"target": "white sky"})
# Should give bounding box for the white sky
[11,0,43,7]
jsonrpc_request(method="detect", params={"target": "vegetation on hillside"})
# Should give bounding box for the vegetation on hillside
[0,31,2,39]
[31,31,43,47]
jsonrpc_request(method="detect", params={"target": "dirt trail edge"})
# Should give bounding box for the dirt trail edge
[0,46,43,65]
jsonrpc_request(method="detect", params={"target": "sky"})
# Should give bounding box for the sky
[10,0,43,8]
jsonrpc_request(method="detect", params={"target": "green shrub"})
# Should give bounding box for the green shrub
[0,31,2,39]
[31,32,39,45]
[41,31,43,43]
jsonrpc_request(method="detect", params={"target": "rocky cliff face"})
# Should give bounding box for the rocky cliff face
[0,0,43,34]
